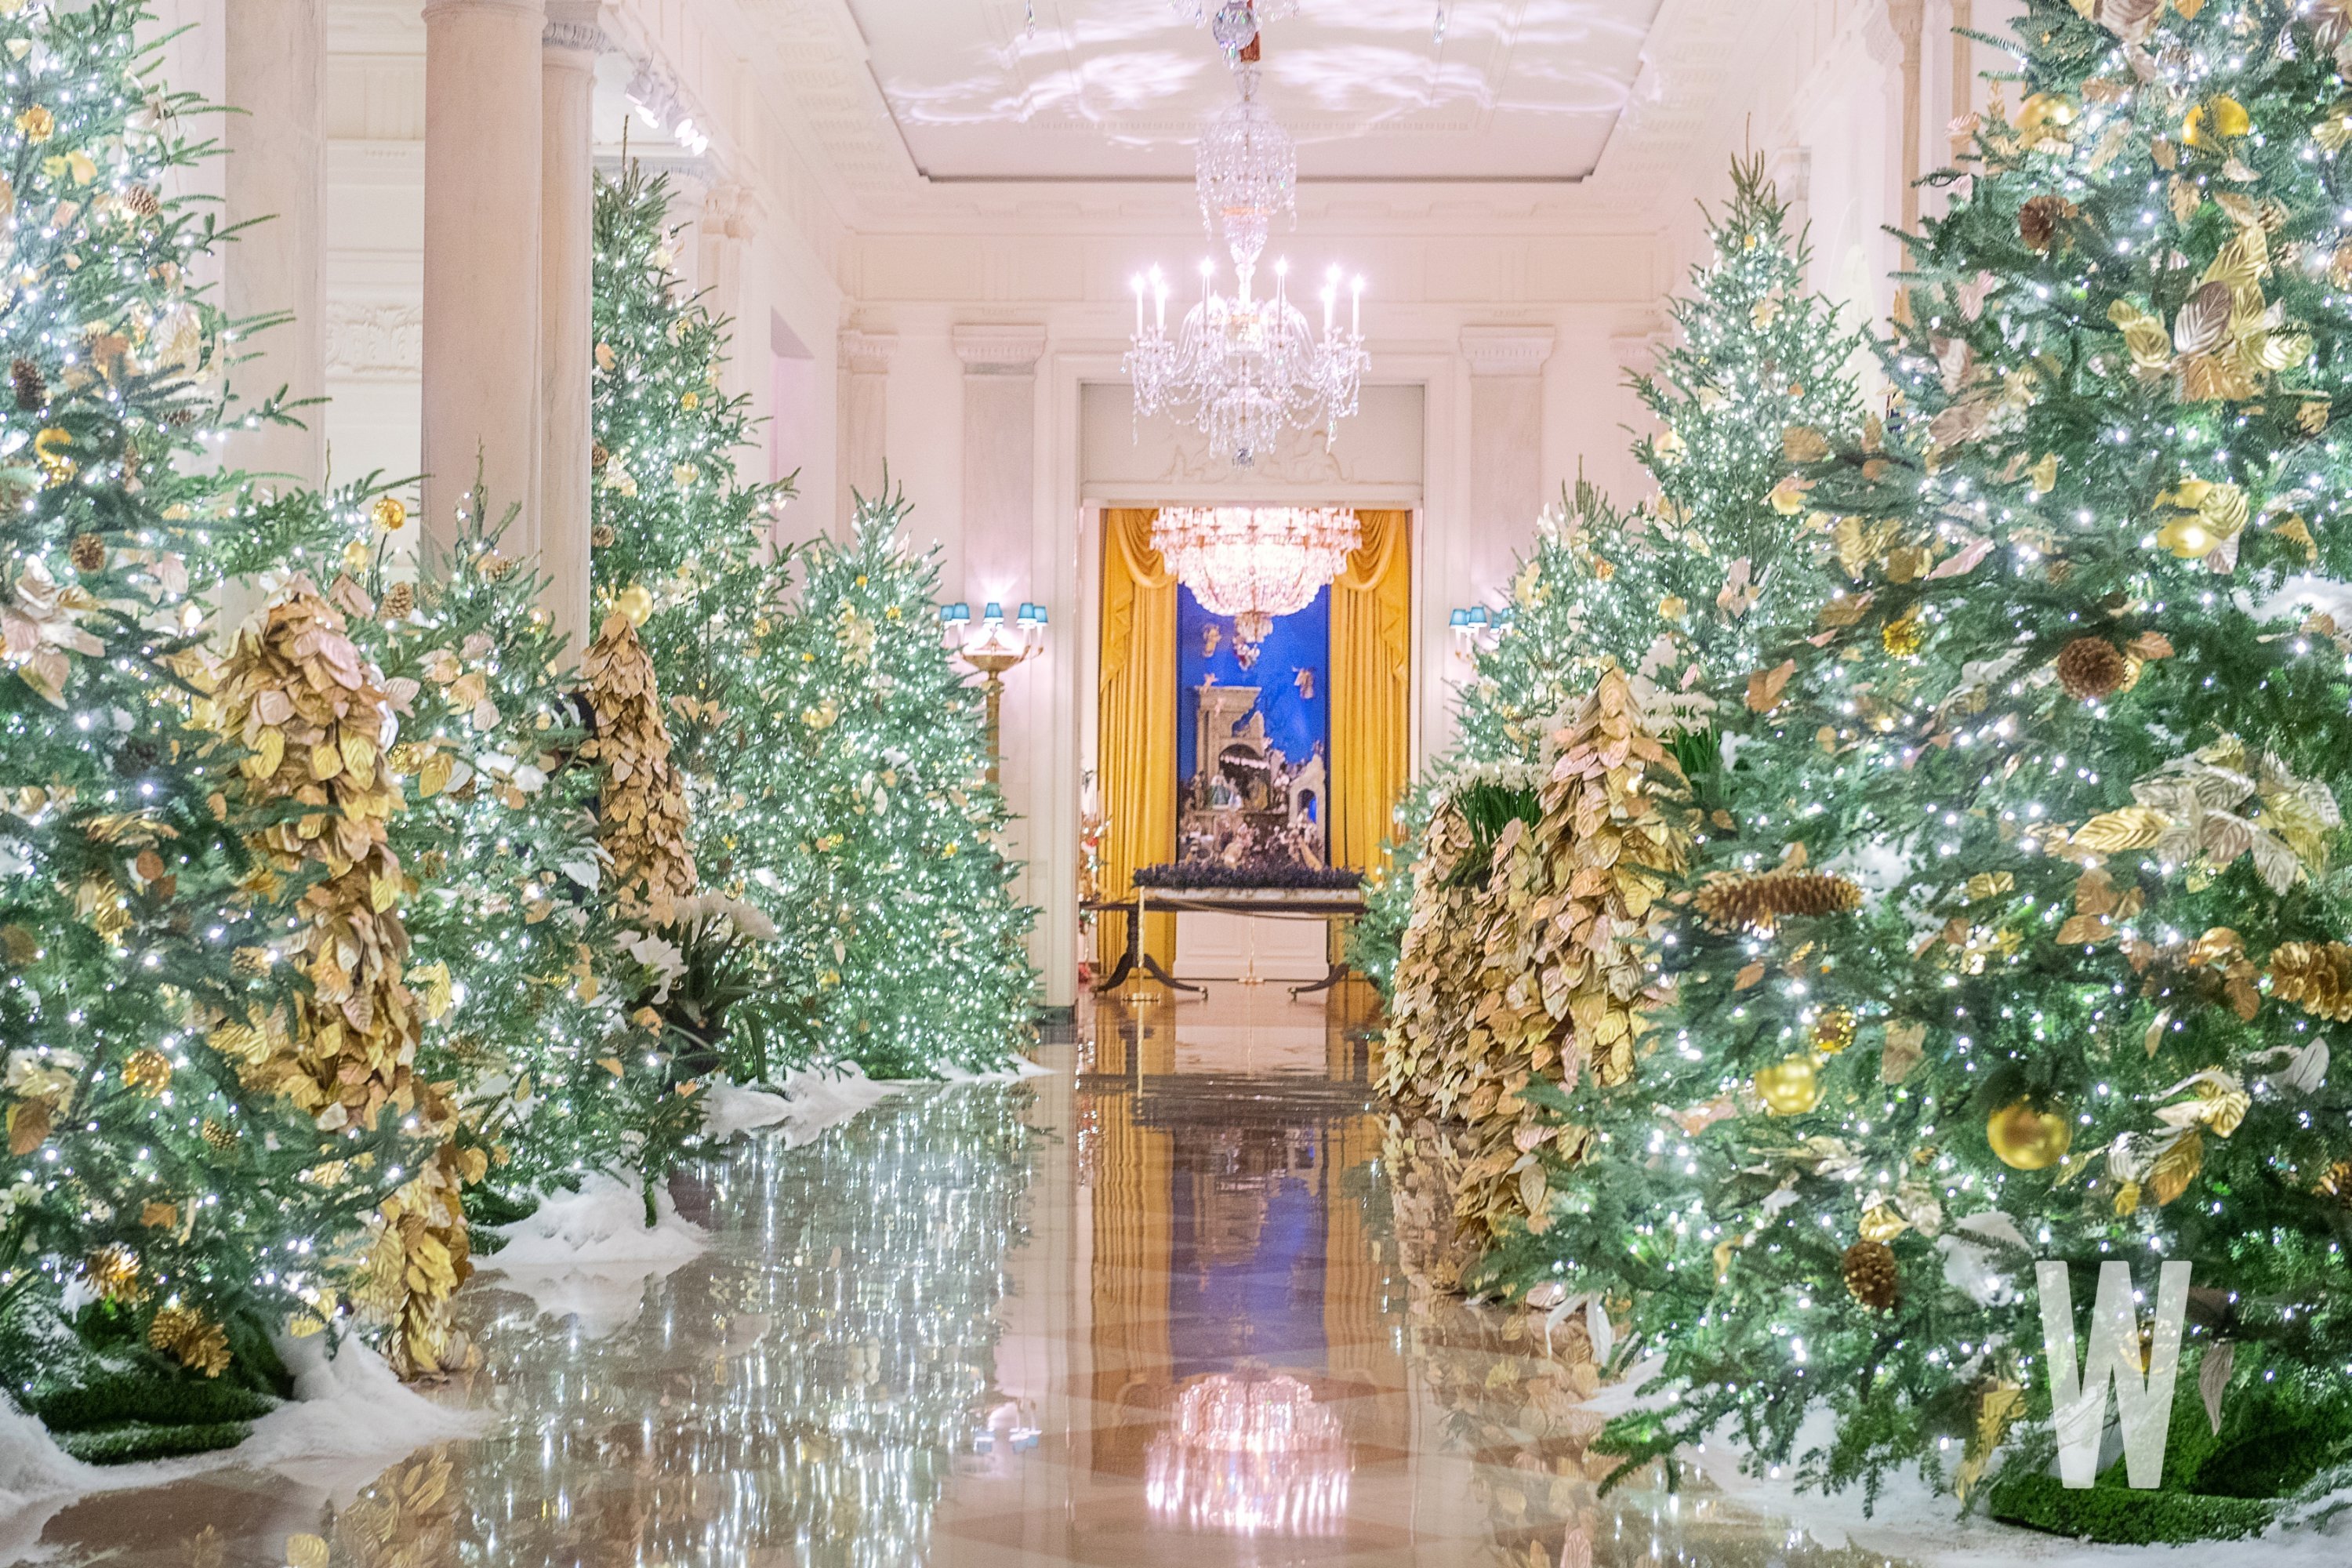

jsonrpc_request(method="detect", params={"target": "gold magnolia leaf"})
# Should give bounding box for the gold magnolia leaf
[2149,1130,2205,1207]
[2071,806,2170,854]
[1746,660,1797,713]
[2172,280,2234,358]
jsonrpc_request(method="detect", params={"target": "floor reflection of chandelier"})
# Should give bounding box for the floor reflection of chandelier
[1153,505,1359,663]
[1145,1371,1350,1537]
[1127,58,1368,469]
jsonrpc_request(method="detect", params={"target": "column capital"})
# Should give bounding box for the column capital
[840,328,898,376]
[1459,325,1555,378]
[423,0,547,26]
[953,324,1047,375]
[702,180,761,242]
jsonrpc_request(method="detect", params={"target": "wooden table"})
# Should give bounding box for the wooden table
[1084,886,1367,997]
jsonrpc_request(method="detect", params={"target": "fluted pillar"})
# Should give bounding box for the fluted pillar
[422,0,546,552]
[539,3,599,653]
[836,328,896,532]
[223,0,326,490]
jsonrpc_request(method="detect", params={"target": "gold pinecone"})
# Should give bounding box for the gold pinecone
[590,441,609,470]
[122,1048,172,1096]
[379,581,415,620]
[149,1305,232,1377]
[590,524,616,549]
[125,184,160,218]
[67,533,105,573]
[2317,1160,2352,1207]
[83,1243,147,1305]
[481,554,517,583]
[12,356,45,411]
[2270,940,2352,1022]
[2056,637,2130,700]
[1880,615,1926,659]
[1694,869,1864,934]
[1841,1240,1900,1311]
[1810,1006,1858,1055]
[200,1118,237,1152]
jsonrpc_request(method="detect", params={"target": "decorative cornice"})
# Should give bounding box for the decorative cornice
[952,325,1047,374]
[839,328,898,376]
[1458,326,1555,377]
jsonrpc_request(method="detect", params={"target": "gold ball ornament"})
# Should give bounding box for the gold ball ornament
[369,495,408,532]
[1881,614,1926,659]
[2155,514,2220,560]
[1987,1100,2072,1170]
[616,583,654,627]
[2182,95,2250,147]
[1754,1053,1823,1116]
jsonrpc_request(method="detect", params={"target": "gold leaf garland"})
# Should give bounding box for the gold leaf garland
[579,611,697,924]
[209,586,474,1377]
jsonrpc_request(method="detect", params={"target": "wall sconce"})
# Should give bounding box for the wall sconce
[1450,604,1512,656]
[941,600,1046,785]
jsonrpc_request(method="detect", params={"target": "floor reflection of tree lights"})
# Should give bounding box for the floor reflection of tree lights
[1144,1370,1349,1537]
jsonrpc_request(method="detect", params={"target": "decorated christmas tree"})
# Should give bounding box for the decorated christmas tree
[727,490,1038,1080]
[0,0,440,1455]
[1357,162,1864,993]
[1493,1,2352,1538]
[589,160,793,894]
[343,486,704,1220]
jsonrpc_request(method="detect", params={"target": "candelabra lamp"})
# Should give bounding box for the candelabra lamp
[942,601,1045,785]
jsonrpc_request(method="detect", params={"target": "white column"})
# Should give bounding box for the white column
[223,0,325,490]
[953,325,1054,993]
[836,327,896,532]
[538,3,598,654]
[421,0,546,553]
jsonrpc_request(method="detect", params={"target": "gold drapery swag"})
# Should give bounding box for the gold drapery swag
[1094,506,1411,978]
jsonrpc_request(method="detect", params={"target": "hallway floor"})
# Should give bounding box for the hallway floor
[14,985,1932,1566]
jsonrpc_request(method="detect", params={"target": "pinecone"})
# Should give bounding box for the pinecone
[2317,1160,2352,1208]
[379,582,415,620]
[67,533,105,573]
[1694,869,1864,934]
[2018,194,2079,252]
[590,524,616,549]
[591,441,609,470]
[125,184,159,218]
[481,554,517,583]
[200,1118,236,1151]
[2270,940,2352,1022]
[1842,1240,1900,1311]
[2056,636,2129,700]
[11,357,44,411]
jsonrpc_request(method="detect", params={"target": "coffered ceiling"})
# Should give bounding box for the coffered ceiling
[837,1,1665,183]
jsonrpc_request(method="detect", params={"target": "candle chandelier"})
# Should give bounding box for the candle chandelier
[1152,504,1360,664]
[1127,44,1367,469]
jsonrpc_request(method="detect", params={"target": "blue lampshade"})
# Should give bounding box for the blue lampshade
[1449,608,1469,628]
[940,601,971,625]
[1467,606,1490,627]
[982,601,1004,623]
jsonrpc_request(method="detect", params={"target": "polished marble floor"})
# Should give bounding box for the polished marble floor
[11,985,1928,1567]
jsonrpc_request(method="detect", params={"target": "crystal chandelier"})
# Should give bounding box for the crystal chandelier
[1152,504,1360,663]
[1171,1,1301,56]
[1127,61,1368,468]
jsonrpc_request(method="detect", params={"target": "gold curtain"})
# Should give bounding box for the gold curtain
[1097,509,1178,971]
[1330,510,1412,876]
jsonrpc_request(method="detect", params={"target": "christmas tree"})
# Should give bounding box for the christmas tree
[0,0,434,1455]
[1501,1,2352,1537]
[1357,162,1864,993]
[343,487,704,1222]
[727,490,1038,1080]
[589,160,793,895]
